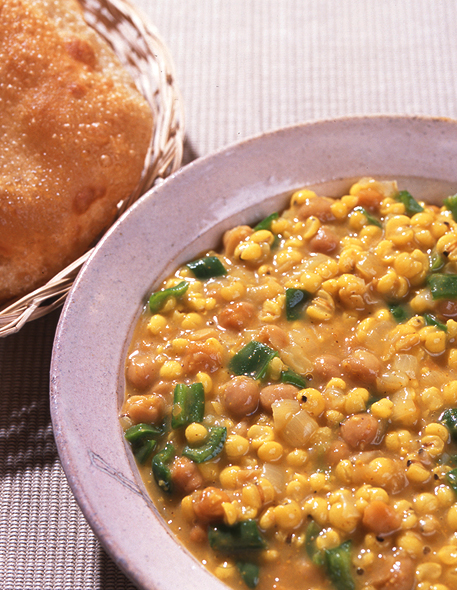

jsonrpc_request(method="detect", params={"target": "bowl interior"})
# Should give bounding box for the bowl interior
[50,115,457,590]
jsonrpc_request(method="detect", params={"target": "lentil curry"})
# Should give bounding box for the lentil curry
[121,178,457,590]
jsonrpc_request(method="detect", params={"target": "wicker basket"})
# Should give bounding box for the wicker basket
[0,0,184,337]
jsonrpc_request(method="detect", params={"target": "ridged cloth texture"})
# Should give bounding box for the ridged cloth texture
[2,1,457,588]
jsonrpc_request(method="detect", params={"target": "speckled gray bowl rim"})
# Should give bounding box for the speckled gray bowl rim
[50,115,457,590]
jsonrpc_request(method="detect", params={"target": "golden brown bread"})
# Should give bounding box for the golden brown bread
[0,0,153,304]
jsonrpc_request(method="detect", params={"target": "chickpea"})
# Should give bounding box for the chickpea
[126,352,158,390]
[218,301,256,331]
[183,341,222,375]
[308,226,339,254]
[340,414,379,450]
[298,196,335,222]
[325,440,351,466]
[124,393,165,425]
[356,187,384,211]
[341,349,381,385]
[193,487,231,523]
[222,376,260,417]
[362,500,401,536]
[171,457,203,495]
[257,324,289,349]
[260,383,299,412]
[313,354,341,381]
[437,299,457,319]
[368,555,415,590]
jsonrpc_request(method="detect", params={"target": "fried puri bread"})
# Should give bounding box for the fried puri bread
[0,0,153,304]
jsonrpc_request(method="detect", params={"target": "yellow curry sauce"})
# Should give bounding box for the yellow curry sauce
[121,178,457,590]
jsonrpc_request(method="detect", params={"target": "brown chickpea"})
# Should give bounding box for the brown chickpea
[183,341,222,374]
[437,298,457,318]
[340,414,379,449]
[342,349,381,385]
[124,393,165,425]
[218,301,256,331]
[222,376,260,417]
[257,324,289,349]
[356,187,384,211]
[362,500,401,536]
[308,226,339,254]
[259,383,299,412]
[369,555,415,590]
[193,487,230,523]
[126,352,158,390]
[171,457,203,495]
[297,196,335,222]
[325,440,351,466]
[313,354,341,381]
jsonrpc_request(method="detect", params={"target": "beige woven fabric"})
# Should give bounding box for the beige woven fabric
[150,0,457,158]
[2,0,457,588]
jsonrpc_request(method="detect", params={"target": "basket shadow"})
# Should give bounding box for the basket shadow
[0,309,61,477]
[97,546,139,589]
[182,137,200,166]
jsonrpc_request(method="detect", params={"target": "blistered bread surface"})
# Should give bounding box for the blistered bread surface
[0,0,153,304]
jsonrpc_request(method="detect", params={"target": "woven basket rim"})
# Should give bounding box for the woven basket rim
[0,0,184,337]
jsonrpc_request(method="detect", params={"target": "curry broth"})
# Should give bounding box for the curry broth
[121,178,457,590]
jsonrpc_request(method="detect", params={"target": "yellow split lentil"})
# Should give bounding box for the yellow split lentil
[122,178,457,590]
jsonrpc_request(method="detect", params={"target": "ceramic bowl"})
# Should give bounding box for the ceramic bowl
[50,115,457,590]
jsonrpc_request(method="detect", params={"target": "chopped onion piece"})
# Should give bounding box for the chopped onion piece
[358,320,392,349]
[261,463,286,494]
[282,409,318,447]
[272,399,300,431]
[392,354,418,379]
[272,399,318,447]
[421,368,451,389]
[376,370,409,394]
[391,387,420,427]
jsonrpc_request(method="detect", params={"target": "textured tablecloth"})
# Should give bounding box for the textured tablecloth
[2,1,457,588]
